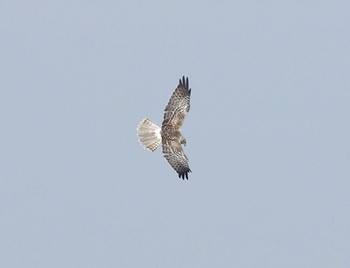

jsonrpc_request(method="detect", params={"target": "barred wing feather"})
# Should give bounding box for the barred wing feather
[162,76,191,130]
[162,140,191,180]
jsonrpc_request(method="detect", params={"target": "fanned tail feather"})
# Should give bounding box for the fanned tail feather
[137,119,161,151]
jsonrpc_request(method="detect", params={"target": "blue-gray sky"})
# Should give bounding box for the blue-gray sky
[1,2,349,267]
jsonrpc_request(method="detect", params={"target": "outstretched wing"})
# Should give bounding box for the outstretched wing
[162,76,191,130]
[162,140,191,180]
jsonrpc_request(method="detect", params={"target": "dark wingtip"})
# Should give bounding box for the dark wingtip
[179,76,190,91]
[178,168,192,180]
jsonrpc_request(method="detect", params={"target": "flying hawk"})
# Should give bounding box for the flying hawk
[137,76,192,179]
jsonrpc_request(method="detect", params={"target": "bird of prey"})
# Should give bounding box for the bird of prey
[137,76,192,179]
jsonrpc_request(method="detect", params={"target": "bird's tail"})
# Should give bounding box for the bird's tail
[137,118,162,152]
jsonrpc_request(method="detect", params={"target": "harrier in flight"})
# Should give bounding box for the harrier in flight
[137,76,192,179]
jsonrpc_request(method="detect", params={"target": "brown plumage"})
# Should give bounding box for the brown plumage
[137,76,192,179]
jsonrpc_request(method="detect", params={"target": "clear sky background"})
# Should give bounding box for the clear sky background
[1,1,349,267]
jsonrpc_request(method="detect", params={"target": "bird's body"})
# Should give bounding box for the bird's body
[137,76,192,179]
